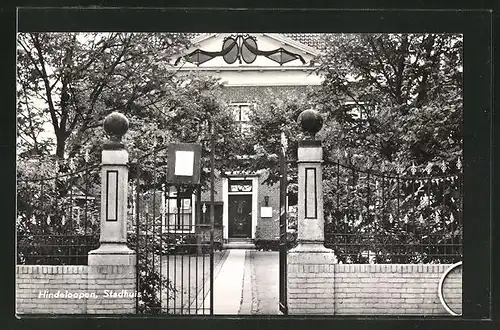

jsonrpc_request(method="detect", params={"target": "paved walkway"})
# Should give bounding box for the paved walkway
[202,250,279,315]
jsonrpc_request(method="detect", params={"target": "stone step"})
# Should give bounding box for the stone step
[228,238,253,244]
[223,242,255,250]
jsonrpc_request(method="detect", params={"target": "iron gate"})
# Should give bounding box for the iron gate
[278,134,288,315]
[129,145,216,315]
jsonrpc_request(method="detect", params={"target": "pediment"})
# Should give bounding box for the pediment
[174,33,321,68]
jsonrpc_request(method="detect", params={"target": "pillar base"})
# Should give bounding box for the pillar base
[88,243,136,266]
[287,244,338,315]
[289,242,339,263]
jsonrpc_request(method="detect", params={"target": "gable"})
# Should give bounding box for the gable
[175,33,321,68]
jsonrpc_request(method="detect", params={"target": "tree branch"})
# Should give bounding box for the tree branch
[20,83,41,153]
[88,35,132,111]
[31,34,60,134]
[366,37,398,102]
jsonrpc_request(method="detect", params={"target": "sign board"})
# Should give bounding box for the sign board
[167,143,202,185]
[261,206,273,218]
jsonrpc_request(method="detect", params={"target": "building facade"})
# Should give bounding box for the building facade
[172,33,325,245]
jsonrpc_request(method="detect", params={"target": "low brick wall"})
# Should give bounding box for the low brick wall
[287,261,462,315]
[16,265,136,314]
[335,264,461,315]
[288,263,336,314]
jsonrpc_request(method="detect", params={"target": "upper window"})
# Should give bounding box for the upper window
[231,103,253,134]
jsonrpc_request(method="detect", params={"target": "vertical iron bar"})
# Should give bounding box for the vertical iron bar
[209,121,215,315]
[441,178,445,258]
[195,191,200,314]
[450,177,454,261]
[180,190,184,314]
[145,198,150,310]
[350,168,355,261]
[396,175,402,262]
[152,153,157,312]
[174,190,179,314]
[428,178,436,258]
[279,141,287,314]
[428,178,434,259]
[187,194,191,315]
[202,234,205,314]
[367,172,372,262]
[382,176,385,223]
[344,167,349,261]
[159,182,163,313]
[69,182,73,264]
[166,186,170,313]
[135,163,141,313]
[413,178,420,259]
[397,175,400,223]
[459,174,463,256]
[84,168,89,262]
[336,163,340,210]
[195,187,201,313]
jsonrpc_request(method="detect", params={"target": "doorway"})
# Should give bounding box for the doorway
[228,195,252,238]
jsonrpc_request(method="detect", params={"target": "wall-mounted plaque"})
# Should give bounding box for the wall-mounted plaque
[261,206,273,218]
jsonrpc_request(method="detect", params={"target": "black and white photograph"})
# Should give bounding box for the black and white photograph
[15,29,466,317]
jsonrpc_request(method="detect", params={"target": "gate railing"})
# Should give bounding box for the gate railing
[16,162,101,265]
[129,144,216,314]
[322,159,463,264]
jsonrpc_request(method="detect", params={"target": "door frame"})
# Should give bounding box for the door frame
[222,176,258,240]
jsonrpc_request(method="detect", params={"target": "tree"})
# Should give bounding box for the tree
[17,32,190,161]
[311,34,463,263]
[312,33,463,172]
[245,34,463,263]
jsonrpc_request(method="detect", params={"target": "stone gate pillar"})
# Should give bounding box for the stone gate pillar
[287,109,338,315]
[88,111,136,265]
[88,112,136,314]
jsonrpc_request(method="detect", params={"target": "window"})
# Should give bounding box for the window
[231,103,253,134]
[344,101,366,120]
[197,202,223,227]
[163,187,194,232]
[229,179,253,192]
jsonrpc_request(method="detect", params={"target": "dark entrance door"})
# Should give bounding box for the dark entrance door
[228,195,252,238]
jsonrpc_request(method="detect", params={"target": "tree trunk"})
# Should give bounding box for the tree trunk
[55,135,66,159]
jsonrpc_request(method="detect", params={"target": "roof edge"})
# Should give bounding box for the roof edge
[263,33,322,56]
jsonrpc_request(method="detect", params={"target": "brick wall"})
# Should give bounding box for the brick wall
[200,175,224,202]
[220,85,312,103]
[16,265,136,314]
[256,177,280,241]
[288,263,335,314]
[334,264,462,315]
[287,262,462,315]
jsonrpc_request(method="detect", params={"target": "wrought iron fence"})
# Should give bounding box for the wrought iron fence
[322,159,463,264]
[16,163,101,265]
[129,144,217,314]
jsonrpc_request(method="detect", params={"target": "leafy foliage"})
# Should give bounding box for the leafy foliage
[246,34,463,263]
[17,32,191,160]
[313,33,463,171]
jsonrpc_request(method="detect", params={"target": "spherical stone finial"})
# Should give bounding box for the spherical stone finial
[103,112,129,142]
[298,109,323,139]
